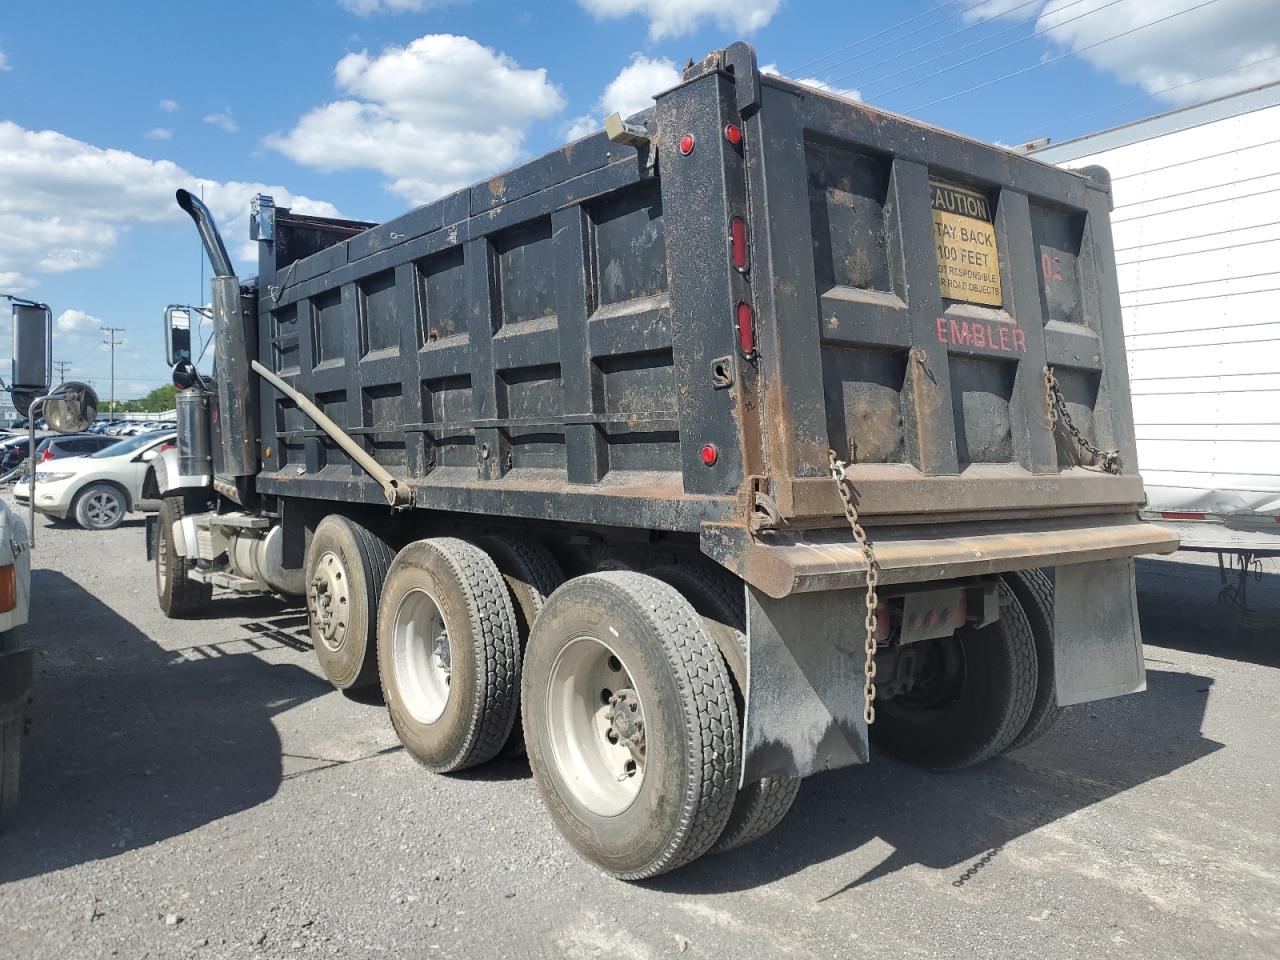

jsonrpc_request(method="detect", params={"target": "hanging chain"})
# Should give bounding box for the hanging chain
[1044,366,1122,475]
[828,449,879,725]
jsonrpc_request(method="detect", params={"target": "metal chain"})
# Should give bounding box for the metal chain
[828,449,879,724]
[1044,366,1122,475]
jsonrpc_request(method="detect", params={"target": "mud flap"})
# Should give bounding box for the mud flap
[1053,558,1145,706]
[743,586,869,782]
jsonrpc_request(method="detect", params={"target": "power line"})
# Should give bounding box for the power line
[1014,52,1280,144]
[52,360,72,383]
[828,0,1100,91]
[785,1,964,74]
[870,0,1132,102]
[905,0,1225,113]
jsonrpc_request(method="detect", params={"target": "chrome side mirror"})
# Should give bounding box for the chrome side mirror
[164,304,193,367]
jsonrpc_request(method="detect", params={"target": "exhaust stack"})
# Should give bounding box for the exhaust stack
[176,189,236,279]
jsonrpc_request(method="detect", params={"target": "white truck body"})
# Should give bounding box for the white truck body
[1033,82,1280,553]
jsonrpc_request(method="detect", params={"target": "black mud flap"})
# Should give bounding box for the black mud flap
[743,586,869,782]
[1053,558,1145,706]
[144,513,157,563]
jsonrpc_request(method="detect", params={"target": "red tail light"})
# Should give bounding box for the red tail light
[159,441,176,453]
[736,301,756,358]
[730,216,749,272]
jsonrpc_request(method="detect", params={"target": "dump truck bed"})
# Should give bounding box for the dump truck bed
[250,46,1173,589]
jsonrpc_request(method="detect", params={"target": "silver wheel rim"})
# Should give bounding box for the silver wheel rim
[392,587,452,726]
[546,636,645,817]
[85,491,122,527]
[308,551,351,653]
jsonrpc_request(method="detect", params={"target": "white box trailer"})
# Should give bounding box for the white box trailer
[1032,82,1280,575]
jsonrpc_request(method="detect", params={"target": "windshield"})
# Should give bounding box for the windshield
[89,432,173,458]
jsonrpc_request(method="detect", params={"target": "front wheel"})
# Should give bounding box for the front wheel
[155,494,212,618]
[522,572,741,879]
[73,483,126,530]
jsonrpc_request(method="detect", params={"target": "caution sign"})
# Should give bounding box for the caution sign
[931,180,1002,307]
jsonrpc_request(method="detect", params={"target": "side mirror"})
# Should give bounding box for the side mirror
[164,304,194,367]
[11,300,52,417]
[42,381,100,434]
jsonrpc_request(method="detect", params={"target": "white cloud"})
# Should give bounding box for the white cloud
[158,99,179,113]
[577,0,781,40]
[566,53,681,140]
[0,50,11,72]
[268,34,565,205]
[0,120,341,286]
[56,308,101,335]
[202,108,238,133]
[760,63,861,102]
[146,127,172,141]
[338,0,451,13]
[0,271,34,293]
[962,0,1280,105]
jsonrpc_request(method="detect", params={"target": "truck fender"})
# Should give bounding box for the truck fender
[145,446,212,499]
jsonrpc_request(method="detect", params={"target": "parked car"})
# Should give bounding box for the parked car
[13,431,175,530]
[0,437,33,476]
[33,433,120,464]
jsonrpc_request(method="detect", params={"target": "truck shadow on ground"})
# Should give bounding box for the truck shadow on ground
[658,665,1221,896]
[0,571,331,885]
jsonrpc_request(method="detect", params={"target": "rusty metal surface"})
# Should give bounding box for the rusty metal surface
[702,515,1179,599]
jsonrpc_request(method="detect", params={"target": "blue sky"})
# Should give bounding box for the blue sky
[1,0,1277,398]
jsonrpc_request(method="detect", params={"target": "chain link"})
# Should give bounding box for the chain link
[828,449,879,725]
[1044,366,1122,475]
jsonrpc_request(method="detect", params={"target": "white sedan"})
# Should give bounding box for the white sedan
[13,431,175,530]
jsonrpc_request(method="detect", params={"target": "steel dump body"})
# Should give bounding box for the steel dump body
[249,50,1173,595]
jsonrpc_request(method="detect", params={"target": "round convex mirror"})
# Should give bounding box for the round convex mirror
[42,381,100,434]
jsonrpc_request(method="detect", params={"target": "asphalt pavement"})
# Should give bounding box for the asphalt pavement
[0,496,1277,960]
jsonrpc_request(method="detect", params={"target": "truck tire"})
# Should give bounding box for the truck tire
[1004,569,1064,751]
[475,535,565,757]
[647,563,801,854]
[377,538,520,773]
[872,579,1036,771]
[156,494,212,618]
[306,515,395,691]
[522,572,740,879]
[73,482,127,530]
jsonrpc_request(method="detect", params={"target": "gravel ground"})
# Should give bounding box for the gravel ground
[1,496,1277,960]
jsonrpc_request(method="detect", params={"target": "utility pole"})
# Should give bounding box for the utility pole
[52,360,72,383]
[101,326,125,414]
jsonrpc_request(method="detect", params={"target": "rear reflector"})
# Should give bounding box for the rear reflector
[0,564,15,614]
[730,216,749,272]
[1159,511,1206,520]
[736,301,756,358]
[678,134,695,156]
[724,123,743,146]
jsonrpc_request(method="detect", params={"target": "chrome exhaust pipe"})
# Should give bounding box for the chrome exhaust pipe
[176,189,235,279]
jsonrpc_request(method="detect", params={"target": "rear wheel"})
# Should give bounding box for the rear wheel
[647,563,801,853]
[872,579,1037,771]
[306,515,394,691]
[156,493,212,618]
[522,572,740,879]
[1004,568,1064,751]
[377,538,520,772]
[73,482,126,530]
[476,535,564,757]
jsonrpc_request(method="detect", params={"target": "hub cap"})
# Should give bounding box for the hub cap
[84,490,122,528]
[546,637,645,816]
[308,551,350,653]
[391,587,452,725]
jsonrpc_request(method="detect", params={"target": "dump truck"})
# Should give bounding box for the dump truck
[146,43,1177,878]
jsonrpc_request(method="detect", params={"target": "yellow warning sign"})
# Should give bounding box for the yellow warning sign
[930,180,1002,307]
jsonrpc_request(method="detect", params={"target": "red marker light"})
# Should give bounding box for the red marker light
[730,216,749,272]
[724,123,743,146]
[700,444,718,466]
[736,301,756,358]
[678,134,696,156]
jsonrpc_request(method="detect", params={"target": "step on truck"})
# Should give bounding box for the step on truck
[146,43,1178,878]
